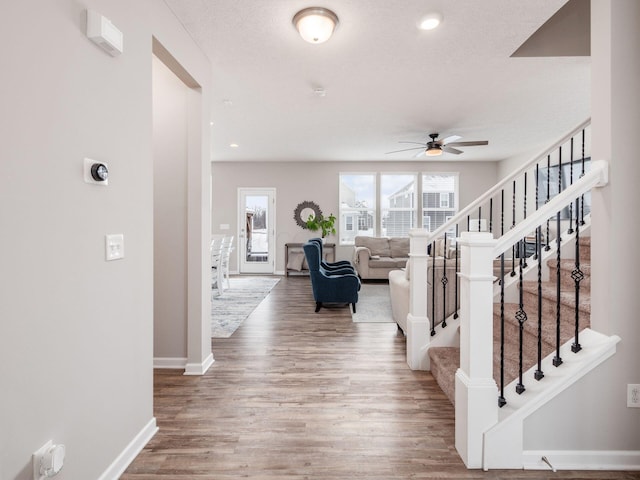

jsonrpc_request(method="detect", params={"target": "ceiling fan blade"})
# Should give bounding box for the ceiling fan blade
[412,149,426,158]
[442,146,463,154]
[385,146,427,154]
[440,135,462,145]
[446,140,489,147]
[397,141,428,146]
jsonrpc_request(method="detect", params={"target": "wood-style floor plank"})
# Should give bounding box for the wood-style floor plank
[123,276,640,479]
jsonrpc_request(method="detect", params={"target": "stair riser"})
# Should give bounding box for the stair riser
[521,290,590,327]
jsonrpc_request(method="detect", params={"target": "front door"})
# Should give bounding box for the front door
[238,188,276,274]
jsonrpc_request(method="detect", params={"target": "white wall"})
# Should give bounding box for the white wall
[0,1,211,478]
[522,0,640,456]
[152,56,189,359]
[211,161,498,273]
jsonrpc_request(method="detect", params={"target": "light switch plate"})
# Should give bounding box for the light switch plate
[105,234,124,261]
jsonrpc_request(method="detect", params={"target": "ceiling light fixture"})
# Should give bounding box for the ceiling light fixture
[418,12,443,31]
[293,7,339,44]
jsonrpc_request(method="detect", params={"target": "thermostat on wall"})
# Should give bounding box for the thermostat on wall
[86,9,123,56]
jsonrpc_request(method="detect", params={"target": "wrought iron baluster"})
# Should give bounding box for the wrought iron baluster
[498,252,506,407]
[572,196,583,353]
[534,225,544,381]
[441,234,448,329]
[557,146,563,244]
[431,239,436,336]
[545,154,551,251]
[580,128,586,225]
[489,198,494,234]
[553,209,563,367]
[454,224,459,319]
[467,215,470,232]
[478,206,482,232]
[511,180,517,277]
[515,240,527,394]
[523,172,528,268]
[534,164,539,260]
[568,137,575,234]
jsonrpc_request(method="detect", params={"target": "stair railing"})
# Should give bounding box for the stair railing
[407,119,592,371]
[455,160,608,468]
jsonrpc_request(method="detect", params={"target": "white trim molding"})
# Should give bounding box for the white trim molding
[153,357,187,369]
[97,417,158,480]
[184,353,214,375]
[523,450,640,471]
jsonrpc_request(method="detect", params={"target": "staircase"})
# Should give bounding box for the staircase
[428,235,591,406]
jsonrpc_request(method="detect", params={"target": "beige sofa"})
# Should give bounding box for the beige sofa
[389,258,460,334]
[352,236,409,280]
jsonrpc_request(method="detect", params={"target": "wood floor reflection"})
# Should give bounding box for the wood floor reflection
[123,276,640,480]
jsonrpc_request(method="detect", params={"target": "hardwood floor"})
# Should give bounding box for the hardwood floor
[123,276,640,479]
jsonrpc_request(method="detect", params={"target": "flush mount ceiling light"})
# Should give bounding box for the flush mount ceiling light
[293,7,339,44]
[425,144,443,156]
[418,12,443,31]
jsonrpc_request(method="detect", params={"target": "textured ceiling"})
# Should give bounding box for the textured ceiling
[163,0,590,162]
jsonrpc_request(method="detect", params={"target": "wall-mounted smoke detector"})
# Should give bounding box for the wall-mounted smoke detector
[86,10,123,56]
[313,87,327,97]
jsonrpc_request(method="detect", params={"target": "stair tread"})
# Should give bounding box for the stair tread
[521,282,591,314]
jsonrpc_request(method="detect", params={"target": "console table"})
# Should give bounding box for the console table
[285,242,335,276]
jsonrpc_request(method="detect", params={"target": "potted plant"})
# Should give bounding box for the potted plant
[306,213,336,240]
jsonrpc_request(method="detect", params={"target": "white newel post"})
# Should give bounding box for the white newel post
[455,232,499,468]
[407,229,431,370]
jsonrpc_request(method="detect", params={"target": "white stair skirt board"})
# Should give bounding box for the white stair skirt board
[184,353,214,375]
[97,417,158,480]
[522,450,640,471]
[482,329,621,470]
[153,357,187,369]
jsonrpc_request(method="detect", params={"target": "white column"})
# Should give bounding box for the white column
[406,228,431,370]
[455,232,498,468]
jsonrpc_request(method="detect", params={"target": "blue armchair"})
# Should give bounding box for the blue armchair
[308,237,356,273]
[303,241,360,313]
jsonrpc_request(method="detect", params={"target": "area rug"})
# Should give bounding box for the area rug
[211,276,280,338]
[352,283,394,323]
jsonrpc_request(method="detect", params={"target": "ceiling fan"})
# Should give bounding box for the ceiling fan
[386,133,489,157]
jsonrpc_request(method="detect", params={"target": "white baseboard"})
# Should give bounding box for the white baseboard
[153,357,187,369]
[184,353,214,375]
[523,450,640,471]
[97,417,158,480]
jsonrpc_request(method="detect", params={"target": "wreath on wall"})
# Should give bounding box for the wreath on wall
[293,201,322,229]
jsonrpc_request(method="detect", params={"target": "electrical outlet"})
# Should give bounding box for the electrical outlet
[628,384,640,408]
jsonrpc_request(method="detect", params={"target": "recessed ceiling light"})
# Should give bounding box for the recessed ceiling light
[230,143,239,148]
[418,12,443,31]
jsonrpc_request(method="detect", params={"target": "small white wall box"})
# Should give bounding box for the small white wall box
[86,10,123,56]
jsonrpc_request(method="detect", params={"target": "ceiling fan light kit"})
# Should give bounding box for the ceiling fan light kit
[293,7,339,44]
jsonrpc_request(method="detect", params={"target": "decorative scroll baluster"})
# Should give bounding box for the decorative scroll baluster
[545,154,551,251]
[454,224,459,319]
[534,225,544,381]
[571,196,583,353]
[568,137,575,234]
[498,252,506,407]
[515,240,527,394]
[553,208,563,367]
[511,180,517,277]
[580,129,586,225]
[431,239,436,336]
[441,234,448,329]
[557,146,563,244]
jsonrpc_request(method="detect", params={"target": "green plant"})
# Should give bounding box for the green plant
[306,213,336,238]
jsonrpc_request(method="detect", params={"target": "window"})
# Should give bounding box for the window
[381,174,417,237]
[537,158,591,219]
[339,174,376,244]
[339,172,459,245]
[422,173,458,233]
